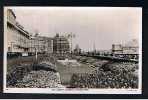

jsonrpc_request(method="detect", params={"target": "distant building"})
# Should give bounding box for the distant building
[46,37,53,54]
[53,33,70,55]
[112,39,139,59]
[74,44,81,54]
[97,50,112,56]
[29,35,53,54]
[7,9,30,54]
[112,44,123,54]
[122,39,139,55]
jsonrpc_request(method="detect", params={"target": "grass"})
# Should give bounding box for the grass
[7,54,50,74]
[56,60,96,85]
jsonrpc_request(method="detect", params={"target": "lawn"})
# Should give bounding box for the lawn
[56,60,96,85]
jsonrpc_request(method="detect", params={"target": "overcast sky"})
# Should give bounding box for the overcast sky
[9,7,142,51]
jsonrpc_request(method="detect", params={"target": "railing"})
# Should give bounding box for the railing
[80,54,138,63]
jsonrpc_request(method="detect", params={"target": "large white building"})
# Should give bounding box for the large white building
[112,39,139,59]
[29,35,53,54]
[112,39,139,55]
[7,9,55,56]
[7,9,30,54]
[53,33,70,54]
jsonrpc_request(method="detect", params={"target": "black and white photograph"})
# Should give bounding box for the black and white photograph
[3,7,142,94]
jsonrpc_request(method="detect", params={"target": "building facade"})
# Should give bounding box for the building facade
[112,44,123,54]
[29,36,53,54]
[46,37,53,54]
[53,34,70,55]
[7,9,30,54]
[112,39,139,59]
[74,44,81,54]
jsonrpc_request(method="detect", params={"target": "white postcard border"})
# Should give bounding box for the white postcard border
[3,7,142,94]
